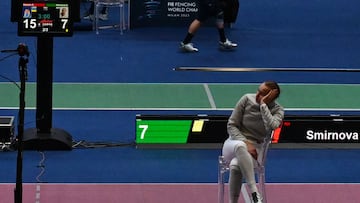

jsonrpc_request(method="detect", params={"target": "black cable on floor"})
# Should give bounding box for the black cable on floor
[72,140,135,149]
[36,151,46,183]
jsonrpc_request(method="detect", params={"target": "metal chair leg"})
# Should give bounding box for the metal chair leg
[218,156,226,203]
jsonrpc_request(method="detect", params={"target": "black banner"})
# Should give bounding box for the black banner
[130,0,199,28]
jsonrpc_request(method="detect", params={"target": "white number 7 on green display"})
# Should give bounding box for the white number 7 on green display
[139,125,149,139]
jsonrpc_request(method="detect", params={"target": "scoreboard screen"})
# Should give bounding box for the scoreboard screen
[135,114,360,148]
[18,1,73,36]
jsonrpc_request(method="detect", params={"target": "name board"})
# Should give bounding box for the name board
[275,115,360,143]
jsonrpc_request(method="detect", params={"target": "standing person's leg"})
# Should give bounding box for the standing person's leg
[183,19,202,44]
[101,7,108,14]
[99,7,109,20]
[83,2,95,20]
[83,2,108,21]
[215,7,237,50]
[180,0,210,52]
[180,19,202,52]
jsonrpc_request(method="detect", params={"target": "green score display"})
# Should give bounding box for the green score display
[137,120,193,144]
[18,1,73,36]
[135,115,229,146]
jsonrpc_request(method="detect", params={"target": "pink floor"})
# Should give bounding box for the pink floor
[1,183,359,203]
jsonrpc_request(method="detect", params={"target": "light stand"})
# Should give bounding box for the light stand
[14,43,29,203]
[22,37,73,150]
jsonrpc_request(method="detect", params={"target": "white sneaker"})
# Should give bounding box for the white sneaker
[99,13,108,21]
[180,42,199,52]
[219,39,237,50]
[83,14,94,21]
[251,192,263,203]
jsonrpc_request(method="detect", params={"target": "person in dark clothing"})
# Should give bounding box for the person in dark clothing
[180,0,237,52]
[83,1,108,21]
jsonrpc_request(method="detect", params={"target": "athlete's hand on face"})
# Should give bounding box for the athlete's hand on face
[261,89,278,104]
